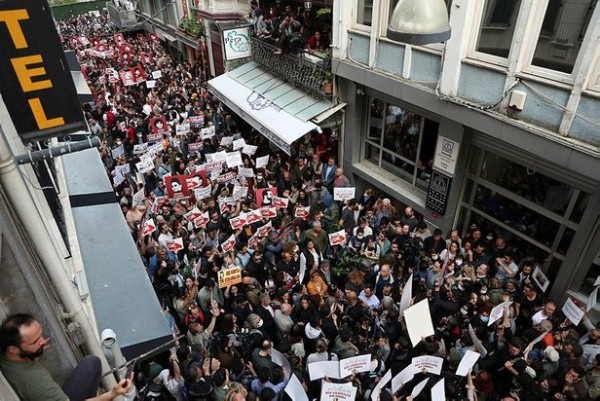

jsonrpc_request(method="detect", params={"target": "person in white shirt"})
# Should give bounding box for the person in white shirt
[532,300,557,325]
[359,283,380,309]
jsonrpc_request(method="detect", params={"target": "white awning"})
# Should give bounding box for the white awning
[208,73,319,155]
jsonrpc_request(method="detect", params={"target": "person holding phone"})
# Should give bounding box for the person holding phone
[0,313,134,401]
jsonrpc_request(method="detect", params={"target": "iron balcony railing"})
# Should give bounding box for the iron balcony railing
[250,36,332,100]
[106,2,139,30]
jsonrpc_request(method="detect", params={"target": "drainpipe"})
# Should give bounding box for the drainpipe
[0,125,119,396]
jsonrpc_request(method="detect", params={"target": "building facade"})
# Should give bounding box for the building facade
[332,0,600,303]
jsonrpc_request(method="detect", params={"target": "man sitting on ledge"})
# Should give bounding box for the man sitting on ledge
[0,313,133,401]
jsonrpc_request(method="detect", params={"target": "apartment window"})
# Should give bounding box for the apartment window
[474,0,519,58]
[530,0,596,74]
[457,149,586,284]
[364,98,439,190]
[356,0,374,26]
[164,0,178,26]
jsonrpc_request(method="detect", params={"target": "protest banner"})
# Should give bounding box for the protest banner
[456,350,480,376]
[136,157,154,174]
[194,186,212,201]
[226,152,243,168]
[339,354,372,378]
[391,364,415,393]
[295,205,311,218]
[221,234,237,253]
[488,301,512,326]
[588,286,599,312]
[284,373,309,401]
[562,297,585,325]
[230,213,248,230]
[245,209,263,225]
[404,299,435,347]
[189,115,204,128]
[183,208,203,223]
[260,206,278,219]
[132,188,145,206]
[218,266,242,288]
[333,187,356,201]
[320,381,357,401]
[193,212,210,228]
[411,355,444,375]
[399,274,413,317]
[140,219,156,237]
[232,138,246,150]
[329,229,347,246]
[257,221,273,237]
[167,238,184,253]
[242,144,257,156]
[165,175,190,199]
[411,378,430,398]
[532,266,550,292]
[431,378,446,401]
[371,370,392,401]
[256,155,269,169]
[238,167,255,178]
[273,196,289,208]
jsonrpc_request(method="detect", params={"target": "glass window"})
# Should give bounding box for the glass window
[363,98,438,190]
[459,147,588,291]
[531,0,597,74]
[474,0,519,58]
[480,153,576,216]
[165,0,178,26]
[356,0,374,26]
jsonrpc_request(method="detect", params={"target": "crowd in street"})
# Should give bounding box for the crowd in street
[50,11,600,401]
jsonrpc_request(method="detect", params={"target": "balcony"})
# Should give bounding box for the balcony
[250,36,332,100]
[106,2,138,30]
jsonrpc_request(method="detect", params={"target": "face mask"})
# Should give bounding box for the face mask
[431,254,439,261]
[486,235,494,241]
[357,235,364,240]
[456,259,463,266]
[480,316,489,323]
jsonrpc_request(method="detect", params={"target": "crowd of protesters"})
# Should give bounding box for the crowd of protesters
[49,10,600,401]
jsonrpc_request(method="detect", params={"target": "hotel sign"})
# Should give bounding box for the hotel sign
[0,1,86,142]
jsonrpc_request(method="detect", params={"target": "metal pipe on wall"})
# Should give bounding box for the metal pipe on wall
[0,124,119,396]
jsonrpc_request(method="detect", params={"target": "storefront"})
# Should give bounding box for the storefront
[338,76,600,302]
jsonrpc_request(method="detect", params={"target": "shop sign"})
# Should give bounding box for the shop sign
[0,1,86,142]
[433,135,460,176]
[222,26,251,61]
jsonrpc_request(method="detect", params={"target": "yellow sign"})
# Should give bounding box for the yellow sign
[218,266,242,288]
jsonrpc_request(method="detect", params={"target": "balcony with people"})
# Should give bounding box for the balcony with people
[246,1,334,99]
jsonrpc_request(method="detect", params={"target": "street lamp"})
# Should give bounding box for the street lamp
[387,0,451,46]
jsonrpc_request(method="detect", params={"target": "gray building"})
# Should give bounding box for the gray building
[332,0,600,304]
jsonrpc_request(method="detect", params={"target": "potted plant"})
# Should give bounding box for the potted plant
[179,13,204,37]
[323,71,333,95]
[316,7,332,18]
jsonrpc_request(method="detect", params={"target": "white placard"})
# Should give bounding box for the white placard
[488,301,512,326]
[145,79,156,89]
[411,378,430,398]
[399,274,413,317]
[113,171,125,186]
[114,164,130,178]
[207,151,227,163]
[588,286,599,312]
[411,355,444,375]
[242,144,258,156]
[256,155,269,169]
[201,127,215,140]
[320,381,357,401]
[524,330,549,358]
[594,276,600,287]
[308,361,341,381]
[371,370,392,401]
[132,188,145,206]
[433,135,460,176]
[220,136,234,147]
[232,185,248,200]
[136,157,155,174]
[152,70,162,79]
[232,138,246,150]
[404,299,435,347]
[111,144,124,159]
[271,348,292,379]
[284,373,309,401]
[133,143,148,155]
[328,229,347,246]
[333,187,356,201]
[226,152,243,168]
[238,167,255,177]
[339,354,372,378]
[456,350,480,376]
[562,297,585,325]
[431,378,445,401]
[194,185,212,200]
[532,266,550,292]
[391,364,415,393]
[468,324,488,357]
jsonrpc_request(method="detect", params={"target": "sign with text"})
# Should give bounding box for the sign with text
[222,26,251,61]
[433,135,460,176]
[0,0,87,142]
[218,266,242,288]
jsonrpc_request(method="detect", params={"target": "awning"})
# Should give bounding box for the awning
[208,61,343,154]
